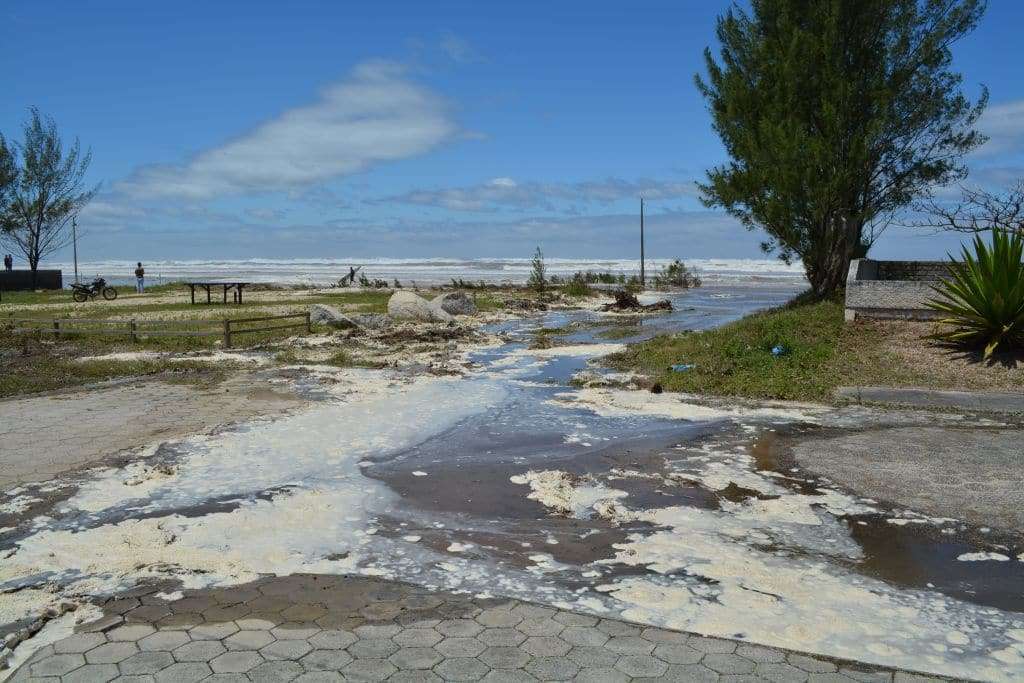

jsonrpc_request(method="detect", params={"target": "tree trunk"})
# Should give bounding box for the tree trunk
[803,214,862,299]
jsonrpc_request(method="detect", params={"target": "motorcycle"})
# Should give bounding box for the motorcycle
[71,277,118,302]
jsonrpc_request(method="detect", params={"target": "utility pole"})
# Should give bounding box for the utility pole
[639,197,646,287]
[72,217,80,284]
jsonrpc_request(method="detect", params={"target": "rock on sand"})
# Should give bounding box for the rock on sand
[388,291,453,322]
[432,291,478,316]
[310,304,360,329]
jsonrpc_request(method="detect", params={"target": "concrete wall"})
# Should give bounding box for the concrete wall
[0,269,63,291]
[844,259,948,321]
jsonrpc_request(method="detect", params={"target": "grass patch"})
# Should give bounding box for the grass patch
[605,297,977,402]
[596,325,641,340]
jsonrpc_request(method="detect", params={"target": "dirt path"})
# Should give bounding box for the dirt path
[0,371,304,489]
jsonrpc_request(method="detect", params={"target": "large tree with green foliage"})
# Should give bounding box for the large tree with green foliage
[697,0,989,297]
[0,108,97,282]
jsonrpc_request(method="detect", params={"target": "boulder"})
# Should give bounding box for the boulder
[432,291,477,316]
[388,290,453,322]
[350,313,391,330]
[310,304,359,329]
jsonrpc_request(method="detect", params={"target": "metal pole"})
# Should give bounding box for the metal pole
[72,218,79,284]
[640,197,646,288]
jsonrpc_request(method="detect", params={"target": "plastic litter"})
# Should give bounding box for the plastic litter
[670,363,695,372]
[771,344,790,357]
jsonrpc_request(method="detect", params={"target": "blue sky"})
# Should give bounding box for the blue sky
[3,0,1023,264]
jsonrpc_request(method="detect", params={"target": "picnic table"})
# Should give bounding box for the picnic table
[186,281,249,305]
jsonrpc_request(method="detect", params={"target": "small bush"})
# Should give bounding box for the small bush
[654,259,702,289]
[927,229,1024,359]
[562,273,593,297]
[528,247,547,291]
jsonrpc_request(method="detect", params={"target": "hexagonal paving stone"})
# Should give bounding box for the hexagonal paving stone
[704,652,757,675]
[359,601,402,621]
[789,654,839,673]
[661,663,720,682]
[390,671,444,683]
[388,646,444,670]
[138,630,191,652]
[437,618,484,638]
[652,642,704,665]
[478,628,527,647]
[560,626,609,647]
[53,633,107,654]
[294,672,345,683]
[347,637,399,659]
[125,605,173,623]
[281,604,327,622]
[307,629,357,650]
[552,611,597,627]
[574,667,631,683]
[757,661,814,682]
[271,624,320,640]
[108,622,157,642]
[839,668,893,682]
[394,628,443,647]
[596,620,642,637]
[737,643,787,664]
[515,617,564,637]
[236,616,279,630]
[605,635,655,655]
[341,658,398,681]
[433,657,492,681]
[208,675,252,683]
[510,604,555,620]
[479,646,531,669]
[522,635,571,657]
[261,639,314,661]
[210,650,265,673]
[157,612,204,630]
[119,651,175,675]
[354,623,402,639]
[640,627,689,645]
[249,660,305,683]
[174,639,227,662]
[475,608,522,628]
[568,646,620,669]
[299,649,354,671]
[434,637,486,658]
[154,662,213,683]
[615,654,669,678]
[525,655,580,680]
[225,629,276,650]
[30,653,86,677]
[689,635,737,654]
[63,663,121,683]
[85,641,138,664]
[189,621,239,640]
[479,669,536,683]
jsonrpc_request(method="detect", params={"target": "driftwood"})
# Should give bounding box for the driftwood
[600,290,672,313]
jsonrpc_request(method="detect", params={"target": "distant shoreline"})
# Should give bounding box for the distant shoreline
[45,256,807,288]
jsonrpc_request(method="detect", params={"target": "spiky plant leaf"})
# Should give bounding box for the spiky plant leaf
[927,229,1024,359]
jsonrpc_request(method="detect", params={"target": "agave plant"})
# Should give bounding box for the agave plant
[927,229,1024,359]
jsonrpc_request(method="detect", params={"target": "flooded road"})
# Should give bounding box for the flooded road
[2,283,1023,681]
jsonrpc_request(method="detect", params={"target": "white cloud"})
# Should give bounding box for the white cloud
[439,32,477,63]
[973,99,1024,157]
[378,177,699,212]
[117,61,458,200]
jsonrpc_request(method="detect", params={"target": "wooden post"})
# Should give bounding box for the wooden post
[305,312,311,334]
[223,319,232,348]
[640,197,646,288]
[129,319,137,343]
[53,320,60,336]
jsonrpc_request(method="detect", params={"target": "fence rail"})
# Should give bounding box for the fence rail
[6,312,312,347]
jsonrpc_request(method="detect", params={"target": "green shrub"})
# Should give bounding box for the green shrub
[527,247,547,291]
[653,259,702,288]
[562,274,592,297]
[927,229,1024,359]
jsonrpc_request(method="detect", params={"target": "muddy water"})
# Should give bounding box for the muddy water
[3,282,1024,681]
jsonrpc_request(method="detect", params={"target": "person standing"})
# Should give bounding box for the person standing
[3,254,12,271]
[134,262,145,293]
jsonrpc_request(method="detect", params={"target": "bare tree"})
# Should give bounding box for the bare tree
[0,108,98,283]
[915,181,1024,236]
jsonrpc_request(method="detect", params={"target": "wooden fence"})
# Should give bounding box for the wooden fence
[6,312,311,348]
